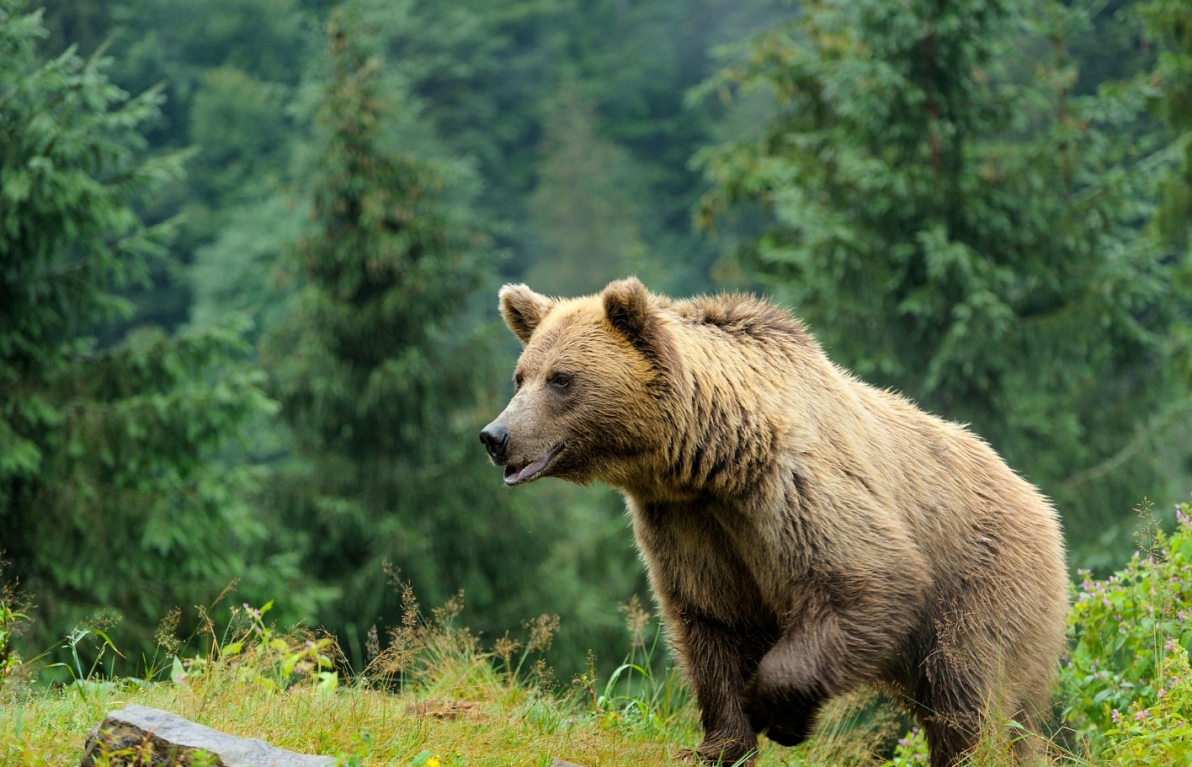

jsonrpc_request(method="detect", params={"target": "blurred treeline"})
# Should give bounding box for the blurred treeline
[1,0,1190,679]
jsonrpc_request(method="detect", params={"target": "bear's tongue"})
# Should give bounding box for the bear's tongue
[503,445,561,486]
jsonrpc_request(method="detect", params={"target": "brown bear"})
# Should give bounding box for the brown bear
[480,277,1068,766]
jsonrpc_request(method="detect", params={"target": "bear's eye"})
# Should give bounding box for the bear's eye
[548,372,573,390]
[514,372,525,391]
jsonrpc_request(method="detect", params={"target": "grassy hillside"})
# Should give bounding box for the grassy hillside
[3,500,1191,766]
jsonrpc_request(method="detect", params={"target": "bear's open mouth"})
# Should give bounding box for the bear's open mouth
[503,443,564,486]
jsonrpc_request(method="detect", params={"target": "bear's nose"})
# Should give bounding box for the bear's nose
[479,422,509,462]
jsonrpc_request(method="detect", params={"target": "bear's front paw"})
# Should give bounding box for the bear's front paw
[741,686,770,734]
[760,720,812,748]
[741,676,785,731]
[742,680,818,748]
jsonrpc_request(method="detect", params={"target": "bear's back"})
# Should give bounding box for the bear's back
[658,292,1067,684]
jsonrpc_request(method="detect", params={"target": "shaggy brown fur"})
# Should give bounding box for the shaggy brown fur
[481,278,1068,767]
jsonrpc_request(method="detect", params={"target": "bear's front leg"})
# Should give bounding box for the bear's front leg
[741,665,826,747]
[741,620,841,747]
[742,583,916,748]
[672,611,767,765]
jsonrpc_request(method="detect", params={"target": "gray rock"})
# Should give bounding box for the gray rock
[80,705,336,767]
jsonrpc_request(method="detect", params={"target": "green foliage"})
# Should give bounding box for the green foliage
[881,727,929,767]
[0,575,27,687]
[359,0,790,297]
[190,195,308,338]
[697,0,1192,564]
[110,0,312,102]
[572,596,690,739]
[36,0,120,58]
[0,6,181,343]
[1069,1,1154,97]
[1099,648,1192,765]
[0,1,308,665]
[182,0,662,677]
[260,2,628,674]
[1061,500,1192,752]
[174,600,339,694]
[263,0,494,587]
[1137,0,1192,254]
[188,66,292,204]
[102,0,315,332]
[526,84,655,295]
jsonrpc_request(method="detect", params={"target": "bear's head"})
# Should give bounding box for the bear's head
[480,277,679,489]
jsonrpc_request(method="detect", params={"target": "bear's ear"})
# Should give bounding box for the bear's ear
[602,277,679,376]
[499,284,554,344]
[602,277,652,343]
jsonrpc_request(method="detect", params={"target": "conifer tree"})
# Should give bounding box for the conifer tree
[1139,0,1192,255]
[698,0,1192,565]
[0,2,296,659]
[261,4,599,663]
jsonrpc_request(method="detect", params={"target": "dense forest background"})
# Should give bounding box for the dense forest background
[2,0,1190,680]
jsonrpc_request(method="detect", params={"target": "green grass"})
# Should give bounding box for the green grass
[4,501,1191,766]
[1,661,686,766]
[0,603,1073,767]
[0,588,939,767]
[0,597,704,767]
[0,616,1167,767]
[0,659,920,766]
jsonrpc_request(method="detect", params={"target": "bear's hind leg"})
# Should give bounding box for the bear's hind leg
[922,717,977,767]
[913,643,984,767]
[922,704,1046,767]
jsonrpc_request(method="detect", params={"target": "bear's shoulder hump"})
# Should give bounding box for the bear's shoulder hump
[673,293,811,346]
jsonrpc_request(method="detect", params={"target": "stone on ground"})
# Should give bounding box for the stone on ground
[80,705,335,767]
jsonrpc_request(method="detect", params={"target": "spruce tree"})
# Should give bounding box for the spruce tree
[1139,0,1192,255]
[262,4,617,667]
[0,1,296,662]
[697,0,1192,566]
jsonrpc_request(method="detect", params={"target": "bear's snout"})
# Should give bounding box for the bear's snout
[479,422,509,463]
